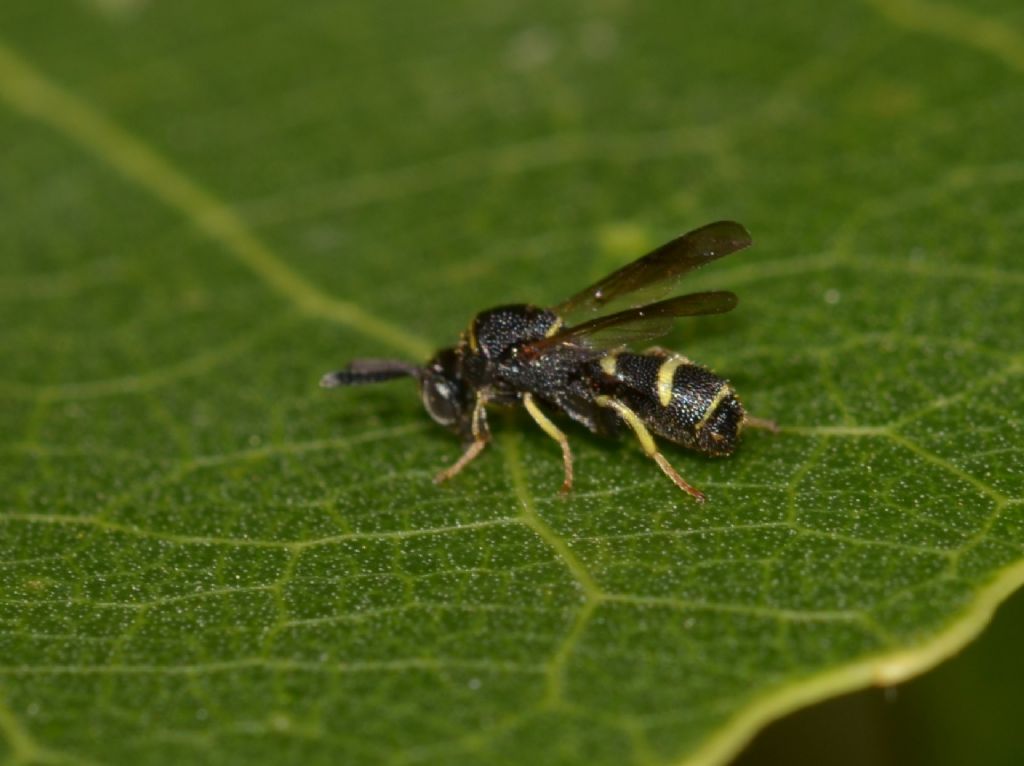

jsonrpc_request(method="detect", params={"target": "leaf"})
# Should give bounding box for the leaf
[1,2,1022,764]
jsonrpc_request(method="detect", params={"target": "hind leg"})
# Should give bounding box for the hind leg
[594,395,705,502]
[743,415,779,432]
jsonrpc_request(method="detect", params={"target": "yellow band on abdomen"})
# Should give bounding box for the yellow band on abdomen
[656,356,688,407]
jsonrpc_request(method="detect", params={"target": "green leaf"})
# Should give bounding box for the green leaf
[1,2,1022,764]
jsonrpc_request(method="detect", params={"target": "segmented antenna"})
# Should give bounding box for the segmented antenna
[320,359,420,388]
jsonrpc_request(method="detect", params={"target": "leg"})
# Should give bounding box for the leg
[434,395,490,484]
[433,439,487,484]
[743,415,779,433]
[595,395,706,502]
[522,393,574,493]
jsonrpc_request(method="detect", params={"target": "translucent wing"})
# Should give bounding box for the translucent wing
[524,291,737,356]
[556,220,751,319]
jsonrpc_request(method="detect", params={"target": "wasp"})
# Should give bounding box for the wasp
[321,220,776,501]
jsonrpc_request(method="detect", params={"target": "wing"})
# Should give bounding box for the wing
[524,291,737,357]
[555,220,751,319]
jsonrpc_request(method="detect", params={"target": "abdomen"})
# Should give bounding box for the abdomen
[592,352,745,455]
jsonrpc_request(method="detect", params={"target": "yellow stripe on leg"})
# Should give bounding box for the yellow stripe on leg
[522,393,574,492]
[595,395,705,501]
[470,394,488,440]
[594,395,657,455]
[435,395,490,484]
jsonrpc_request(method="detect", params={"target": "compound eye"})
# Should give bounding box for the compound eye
[421,377,460,426]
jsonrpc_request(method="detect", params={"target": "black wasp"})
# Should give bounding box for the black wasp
[321,220,775,501]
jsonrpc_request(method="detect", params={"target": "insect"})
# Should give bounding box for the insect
[321,220,776,501]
